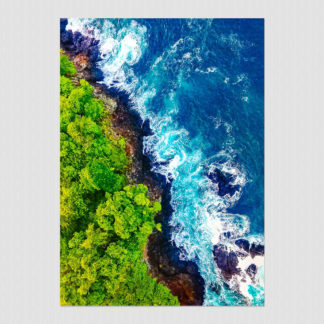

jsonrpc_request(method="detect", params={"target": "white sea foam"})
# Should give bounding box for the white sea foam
[219,33,252,57]
[228,252,264,303]
[195,66,218,74]
[233,73,247,85]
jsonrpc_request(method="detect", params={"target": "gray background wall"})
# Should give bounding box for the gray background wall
[0,0,323,323]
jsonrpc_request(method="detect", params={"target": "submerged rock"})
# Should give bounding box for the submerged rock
[234,239,264,257]
[235,239,250,252]
[249,243,264,257]
[212,241,264,303]
[213,245,240,279]
[207,168,240,197]
[246,263,257,279]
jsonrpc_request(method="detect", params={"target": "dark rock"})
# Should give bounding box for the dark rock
[207,168,240,197]
[61,29,74,46]
[249,243,264,257]
[142,119,154,136]
[235,239,250,252]
[246,263,257,278]
[235,239,264,257]
[213,248,228,269]
[224,231,231,238]
[186,264,197,275]
[147,231,205,305]
[60,18,68,32]
[228,251,239,271]
[213,246,240,279]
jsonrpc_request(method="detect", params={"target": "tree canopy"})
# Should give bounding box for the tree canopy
[60,53,179,305]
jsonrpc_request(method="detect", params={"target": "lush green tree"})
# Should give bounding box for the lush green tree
[60,76,75,97]
[60,54,179,306]
[60,53,77,77]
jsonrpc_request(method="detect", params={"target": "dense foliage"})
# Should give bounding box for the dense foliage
[60,54,179,306]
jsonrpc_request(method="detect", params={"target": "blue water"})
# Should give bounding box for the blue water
[66,18,264,305]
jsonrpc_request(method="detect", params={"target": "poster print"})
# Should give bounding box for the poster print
[60,18,264,306]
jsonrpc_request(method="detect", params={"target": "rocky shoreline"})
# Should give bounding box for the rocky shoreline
[60,19,205,305]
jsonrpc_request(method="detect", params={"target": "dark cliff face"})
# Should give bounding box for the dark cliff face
[147,231,205,305]
[60,18,205,305]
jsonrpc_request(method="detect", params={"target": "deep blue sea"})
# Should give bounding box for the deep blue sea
[66,18,264,306]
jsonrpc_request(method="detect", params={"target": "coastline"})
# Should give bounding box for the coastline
[60,19,205,305]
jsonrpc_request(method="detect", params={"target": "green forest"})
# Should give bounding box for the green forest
[60,53,179,306]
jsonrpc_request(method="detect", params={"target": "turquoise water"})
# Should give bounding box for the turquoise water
[66,18,264,305]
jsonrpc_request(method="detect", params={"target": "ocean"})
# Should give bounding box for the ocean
[65,18,264,306]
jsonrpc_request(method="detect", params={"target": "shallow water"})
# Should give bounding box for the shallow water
[66,18,264,305]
